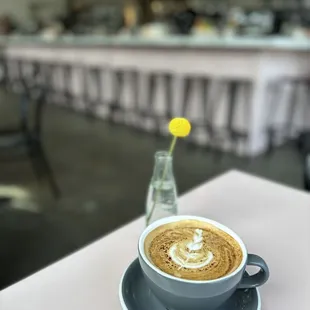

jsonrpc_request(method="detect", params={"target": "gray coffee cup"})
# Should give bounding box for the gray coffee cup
[138,215,269,310]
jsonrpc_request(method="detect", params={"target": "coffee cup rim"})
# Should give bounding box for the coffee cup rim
[138,215,248,284]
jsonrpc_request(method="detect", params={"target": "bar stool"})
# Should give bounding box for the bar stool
[62,63,75,108]
[180,75,212,149]
[20,60,40,84]
[180,75,252,155]
[33,62,57,104]
[266,76,310,153]
[108,69,125,123]
[46,62,75,108]
[136,71,173,136]
[83,65,104,119]
[213,78,253,155]
[108,68,140,126]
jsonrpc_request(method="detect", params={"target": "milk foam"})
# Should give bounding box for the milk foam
[168,228,214,269]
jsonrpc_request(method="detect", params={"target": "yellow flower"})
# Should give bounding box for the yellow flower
[169,118,191,138]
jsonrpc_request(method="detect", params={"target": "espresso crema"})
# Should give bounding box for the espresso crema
[144,220,243,281]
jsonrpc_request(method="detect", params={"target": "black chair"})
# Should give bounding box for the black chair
[17,60,42,91]
[0,71,60,198]
[4,58,43,96]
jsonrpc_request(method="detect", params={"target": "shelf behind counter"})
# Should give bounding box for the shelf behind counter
[0,35,309,51]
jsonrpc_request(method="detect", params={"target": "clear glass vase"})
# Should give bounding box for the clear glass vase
[145,151,178,226]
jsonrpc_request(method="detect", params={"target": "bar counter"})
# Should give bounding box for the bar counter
[1,35,309,155]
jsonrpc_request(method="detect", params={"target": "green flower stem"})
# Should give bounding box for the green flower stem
[146,136,178,226]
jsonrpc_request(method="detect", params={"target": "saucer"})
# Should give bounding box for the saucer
[119,258,261,310]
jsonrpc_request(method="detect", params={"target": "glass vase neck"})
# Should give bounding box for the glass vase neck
[152,151,173,181]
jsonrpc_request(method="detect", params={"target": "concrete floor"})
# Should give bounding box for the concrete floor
[0,90,304,290]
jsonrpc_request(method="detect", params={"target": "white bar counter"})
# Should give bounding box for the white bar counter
[0,171,309,310]
[1,35,310,155]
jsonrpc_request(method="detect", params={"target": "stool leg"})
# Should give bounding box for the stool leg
[208,80,227,160]
[266,81,281,154]
[305,81,310,130]
[161,74,173,135]
[227,81,238,148]
[181,77,192,117]
[286,82,299,138]
[28,142,61,199]
[18,60,27,94]
[164,74,173,120]
[82,66,88,113]
[181,77,195,148]
[86,68,101,119]
[38,63,49,95]
[299,82,307,131]
[6,59,13,87]
[52,65,61,104]
[43,64,55,104]
[1,58,8,89]
[64,65,73,108]
[93,69,102,117]
[109,71,124,123]
[241,82,253,157]
[202,78,213,147]
[132,71,141,130]
[146,74,157,133]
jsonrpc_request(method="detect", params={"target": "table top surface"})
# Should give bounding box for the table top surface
[0,35,310,52]
[0,170,309,310]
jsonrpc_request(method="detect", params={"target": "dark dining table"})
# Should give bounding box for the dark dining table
[0,193,75,290]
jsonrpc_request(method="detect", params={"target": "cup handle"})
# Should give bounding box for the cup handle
[238,254,269,289]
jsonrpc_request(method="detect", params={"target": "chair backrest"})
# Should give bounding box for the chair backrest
[0,56,46,141]
[18,66,47,139]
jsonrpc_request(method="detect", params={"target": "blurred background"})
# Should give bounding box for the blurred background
[0,0,309,290]
[0,0,310,37]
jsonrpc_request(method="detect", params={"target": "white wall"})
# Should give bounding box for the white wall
[0,0,66,26]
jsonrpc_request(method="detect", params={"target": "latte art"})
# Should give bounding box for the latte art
[168,229,213,270]
[145,220,243,281]
[170,243,213,269]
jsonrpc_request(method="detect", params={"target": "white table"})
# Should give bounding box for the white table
[0,170,309,310]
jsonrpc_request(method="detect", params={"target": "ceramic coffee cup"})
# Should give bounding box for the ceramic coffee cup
[138,215,269,310]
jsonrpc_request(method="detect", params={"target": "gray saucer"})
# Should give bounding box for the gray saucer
[119,258,261,310]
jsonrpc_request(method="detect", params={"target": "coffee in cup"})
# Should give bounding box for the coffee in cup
[138,215,269,310]
[144,219,243,281]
